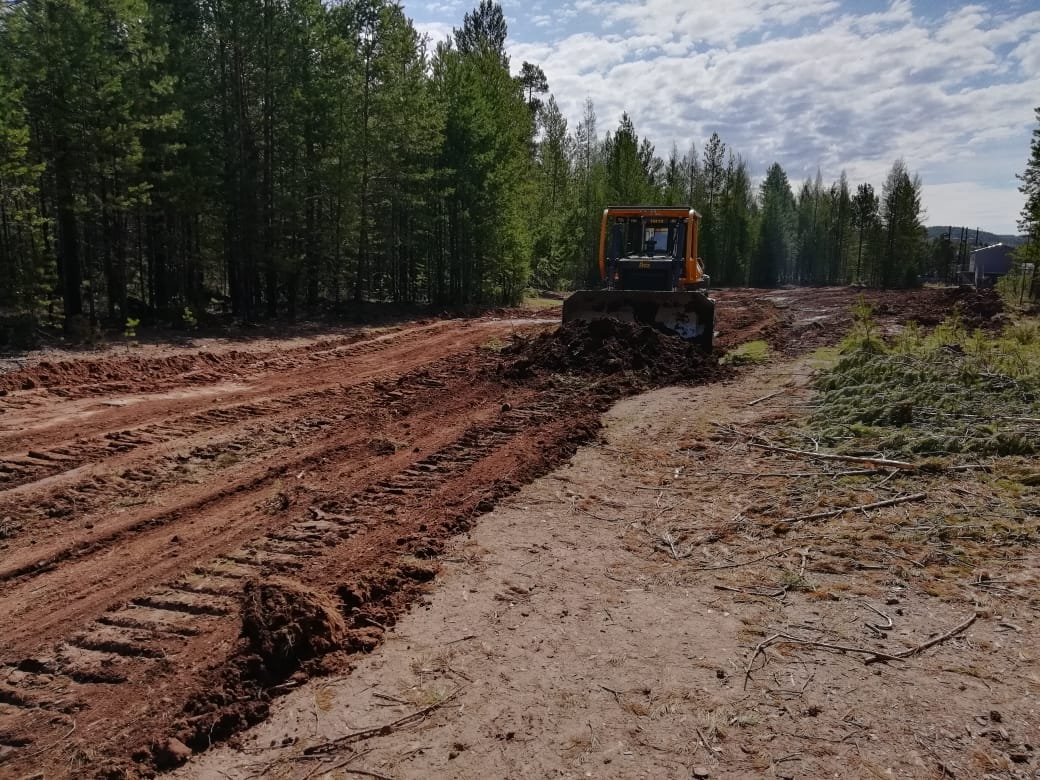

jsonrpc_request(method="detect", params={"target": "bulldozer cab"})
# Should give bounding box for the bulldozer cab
[563,205,715,349]
[598,207,707,291]
[608,216,685,261]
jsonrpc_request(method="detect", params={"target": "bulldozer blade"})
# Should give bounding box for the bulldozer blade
[562,290,715,349]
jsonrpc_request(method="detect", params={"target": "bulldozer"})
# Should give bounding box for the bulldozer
[563,206,715,350]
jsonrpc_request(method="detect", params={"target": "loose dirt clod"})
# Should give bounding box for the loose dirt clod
[240,578,347,677]
[152,737,192,769]
[499,319,727,386]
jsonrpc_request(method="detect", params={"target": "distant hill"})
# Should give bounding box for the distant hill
[926,226,1025,248]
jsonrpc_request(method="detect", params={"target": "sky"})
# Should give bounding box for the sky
[405,0,1040,235]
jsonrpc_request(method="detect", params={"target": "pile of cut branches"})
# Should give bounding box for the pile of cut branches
[811,308,1040,458]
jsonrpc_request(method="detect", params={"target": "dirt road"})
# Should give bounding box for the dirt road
[0,288,986,778]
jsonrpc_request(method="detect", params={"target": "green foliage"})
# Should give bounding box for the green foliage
[182,306,197,330]
[0,0,951,329]
[879,160,926,289]
[1018,107,1040,246]
[750,162,795,287]
[813,313,1040,458]
[721,340,770,365]
[838,297,886,354]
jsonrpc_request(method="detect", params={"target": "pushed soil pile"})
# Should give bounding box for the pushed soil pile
[945,285,1004,325]
[876,285,1005,329]
[241,578,347,677]
[500,319,727,386]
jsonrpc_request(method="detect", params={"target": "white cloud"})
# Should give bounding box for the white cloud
[922,182,1025,234]
[1012,31,1040,76]
[413,20,454,46]
[414,0,1040,232]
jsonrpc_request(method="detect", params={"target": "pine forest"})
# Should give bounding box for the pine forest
[0,0,962,335]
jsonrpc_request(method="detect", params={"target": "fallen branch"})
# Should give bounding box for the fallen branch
[718,468,880,478]
[303,688,462,755]
[748,442,917,471]
[744,633,781,690]
[340,769,395,780]
[748,389,785,406]
[865,612,978,665]
[780,493,927,523]
[689,546,798,571]
[745,614,981,687]
[745,632,904,689]
[714,584,788,598]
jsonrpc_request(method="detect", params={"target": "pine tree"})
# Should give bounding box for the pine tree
[1015,106,1040,300]
[751,162,795,288]
[517,62,548,119]
[604,114,652,203]
[433,1,533,304]
[1019,107,1040,244]
[716,154,753,285]
[531,96,571,289]
[828,173,852,284]
[880,159,925,288]
[699,132,726,279]
[0,60,50,324]
[851,183,879,283]
[570,98,603,286]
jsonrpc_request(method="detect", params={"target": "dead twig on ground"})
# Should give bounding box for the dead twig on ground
[599,684,623,704]
[748,389,785,406]
[748,442,917,470]
[340,768,395,780]
[746,613,980,687]
[744,633,782,690]
[717,469,880,478]
[865,613,979,665]
[690,546,799,571]
[861,602,894,636]
[714,584,788,599]
[303,688,462,755]
[780,493,927,523]
[745,633,905,689]
[372,692,410,705]
[696,726,722,755]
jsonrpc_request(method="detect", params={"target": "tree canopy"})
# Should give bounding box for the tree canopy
[0,0,949,340]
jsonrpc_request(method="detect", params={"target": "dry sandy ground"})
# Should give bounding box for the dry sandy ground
[176,355,1040,780]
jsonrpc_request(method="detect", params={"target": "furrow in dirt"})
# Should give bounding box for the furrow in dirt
[0,386,599,778]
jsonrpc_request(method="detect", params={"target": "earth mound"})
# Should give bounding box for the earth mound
[240,578,347,676]
[500,318,727,386]
[945,285,1004,325]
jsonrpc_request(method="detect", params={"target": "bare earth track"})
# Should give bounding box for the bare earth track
[0,288,991,778]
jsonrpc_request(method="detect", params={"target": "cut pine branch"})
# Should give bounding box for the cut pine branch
[780,492,927,523]
[748,442,917,470]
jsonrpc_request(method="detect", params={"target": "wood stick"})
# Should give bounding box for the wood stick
[717,469,880,478]
[748,442,917,470]
[744,633,781,690]
[866,612,978,664]
[689,546,798,571]
[303,688,462,755]
[714,584,788,598]
[780,492,927,523]
[748,389,784,406]
[341,768,395,780]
